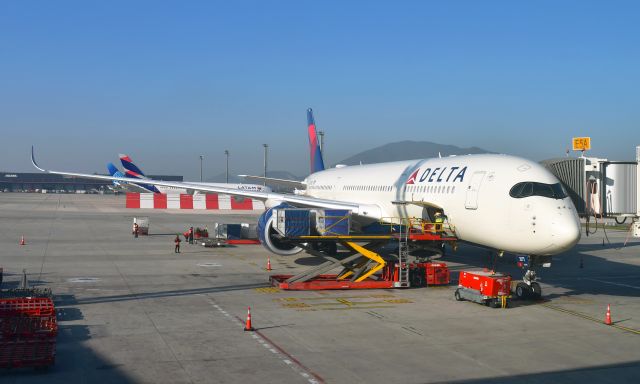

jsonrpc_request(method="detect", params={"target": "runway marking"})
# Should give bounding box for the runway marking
[255,287,282,293]
[197,262,222,268]
[274,295,413,311]
[542,303,640,335]
[208,298,324,384]
[67,277,101,283]
[583,278,640,290]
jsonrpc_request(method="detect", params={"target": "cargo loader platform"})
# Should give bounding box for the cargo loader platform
[269,210,457,290]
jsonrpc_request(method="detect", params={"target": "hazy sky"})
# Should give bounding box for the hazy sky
[1,1,638,180]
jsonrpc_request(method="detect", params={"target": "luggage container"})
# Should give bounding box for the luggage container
[316,209,350,236]
[455,270,511,308]
[274,208,311,237]
[409,262,450,287]
[132,217,149,235]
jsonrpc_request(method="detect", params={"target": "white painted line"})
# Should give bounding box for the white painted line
[67,277,101,283]
[197,262,222,267]
[283,360,292,365]
[584,278,640,290]
[269,348,278,353]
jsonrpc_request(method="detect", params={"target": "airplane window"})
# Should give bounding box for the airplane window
[509,182,567,199]
[452,186,455,193]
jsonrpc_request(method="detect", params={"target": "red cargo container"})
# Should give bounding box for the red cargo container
[409,262,450,287]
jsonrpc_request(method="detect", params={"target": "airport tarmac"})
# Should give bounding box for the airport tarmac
[1,193,639,383]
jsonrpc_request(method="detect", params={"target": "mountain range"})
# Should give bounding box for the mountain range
[208,141,492,182]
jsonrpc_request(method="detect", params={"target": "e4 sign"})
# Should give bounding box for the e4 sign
[572,137,591,151]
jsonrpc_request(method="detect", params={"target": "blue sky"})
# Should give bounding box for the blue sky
[1,1,638,180]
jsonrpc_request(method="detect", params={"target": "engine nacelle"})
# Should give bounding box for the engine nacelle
[257,204,304,256]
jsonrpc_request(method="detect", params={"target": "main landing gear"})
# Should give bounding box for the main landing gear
[514,255,551,300]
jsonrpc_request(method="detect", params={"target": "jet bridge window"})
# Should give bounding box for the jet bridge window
[509,182,568,199]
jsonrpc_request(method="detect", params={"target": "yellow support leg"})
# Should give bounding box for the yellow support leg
[343,241,386,282]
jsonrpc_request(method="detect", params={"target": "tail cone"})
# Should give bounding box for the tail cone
[244,306,255,331]
[605,304,612,325]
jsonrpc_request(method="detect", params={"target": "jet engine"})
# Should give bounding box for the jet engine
[257,204,304,256]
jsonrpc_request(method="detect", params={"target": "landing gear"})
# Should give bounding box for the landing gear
[515,255,550,300]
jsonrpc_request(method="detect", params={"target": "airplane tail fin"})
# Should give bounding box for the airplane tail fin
[119,154,160,193]
[119,154,147,179]
[107,163,124,187]
[107,163,120,177]
[307,108,325,174]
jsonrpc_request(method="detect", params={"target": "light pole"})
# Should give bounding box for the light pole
[262,144,268,186]
[199,155,204,182]
[318,130,324,153]
[224,150,229,183]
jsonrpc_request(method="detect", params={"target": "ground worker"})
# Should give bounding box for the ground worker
[133,222,139,238]
[189,226,194,244]
[174,235,181,253]
[433,212,444,233]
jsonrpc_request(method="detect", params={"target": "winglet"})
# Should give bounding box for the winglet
[31,146,47,172]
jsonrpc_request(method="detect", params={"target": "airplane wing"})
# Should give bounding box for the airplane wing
[31,147,382,218]
[238,174,305,189]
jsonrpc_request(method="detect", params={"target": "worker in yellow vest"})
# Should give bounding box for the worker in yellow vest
[433,212,444,232]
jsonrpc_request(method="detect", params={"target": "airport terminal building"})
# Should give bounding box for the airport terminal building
[0,172,183,193]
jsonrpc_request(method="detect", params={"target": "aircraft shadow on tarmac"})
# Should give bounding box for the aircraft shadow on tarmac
[438,238,640,299]
[290,236,640,298]
[438,360,640,384]
[0,304,137,383]
[58,282,272,306]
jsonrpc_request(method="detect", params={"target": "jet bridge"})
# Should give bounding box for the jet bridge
[268,210,457,290]
[541,145,640,238]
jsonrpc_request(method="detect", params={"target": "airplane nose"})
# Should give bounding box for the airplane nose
[552,215,581,252]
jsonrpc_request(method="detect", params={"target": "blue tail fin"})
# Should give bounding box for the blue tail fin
[307,108,325,174]
[107,163,125,186]
[118,154,160,193]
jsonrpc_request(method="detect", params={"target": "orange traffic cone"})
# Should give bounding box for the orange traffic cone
[266,256,272,271]
[20,236,25,246]
[244,306,255,331]
[605,304,612,325]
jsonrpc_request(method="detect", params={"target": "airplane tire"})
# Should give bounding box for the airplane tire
[515,283,530,300]
[530,282,542,299]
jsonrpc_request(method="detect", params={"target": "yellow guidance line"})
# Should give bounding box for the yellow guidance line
[542,303,640,335]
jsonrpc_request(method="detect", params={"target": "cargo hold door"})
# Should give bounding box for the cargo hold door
[465,171,486,210]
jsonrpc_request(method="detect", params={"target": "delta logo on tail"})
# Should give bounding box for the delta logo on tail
[119,154,161,193]
[307,108,325,174]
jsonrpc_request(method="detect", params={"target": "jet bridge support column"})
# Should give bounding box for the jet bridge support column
[635,146,640,238]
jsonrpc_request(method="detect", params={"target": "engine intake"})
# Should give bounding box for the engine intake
[257,204,304,256]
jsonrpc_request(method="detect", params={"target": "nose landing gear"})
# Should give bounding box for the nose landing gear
[515,255,551,300]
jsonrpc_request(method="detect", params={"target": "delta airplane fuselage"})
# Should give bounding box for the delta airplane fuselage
[301,154,581,256]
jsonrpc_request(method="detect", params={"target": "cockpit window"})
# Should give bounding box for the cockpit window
[509,182,567,199]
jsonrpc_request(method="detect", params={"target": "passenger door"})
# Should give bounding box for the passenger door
[465,171,486,210]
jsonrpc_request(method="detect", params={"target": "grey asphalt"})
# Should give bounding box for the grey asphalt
[0,194,639,383]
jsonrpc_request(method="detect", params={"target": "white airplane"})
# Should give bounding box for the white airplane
[31,108,581,298]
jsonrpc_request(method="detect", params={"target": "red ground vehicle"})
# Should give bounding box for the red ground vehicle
[455,270,511,308]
